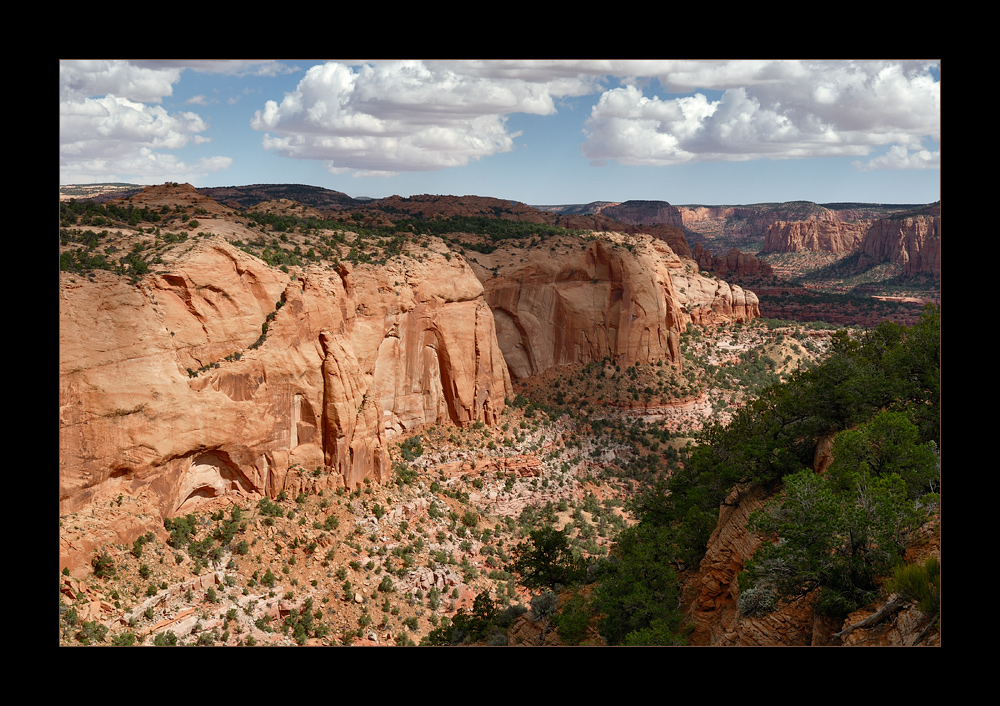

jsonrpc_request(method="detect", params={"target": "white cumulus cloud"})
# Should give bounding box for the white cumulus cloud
[853,144,941,171]
[250,60,602,176]
[59,60,235,184]
[581,60,940,168]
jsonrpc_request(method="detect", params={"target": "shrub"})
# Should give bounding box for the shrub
[76,621,108,645]
[400,435,424,461]
[742,468,936,618]
[553,591,591,645]
[111,632,136,647]
[509,526,586,590]
[737,585,778,617]
[153,630,177,647]
[530,591,558,620]
[92,551,116,579]
[888,556,940,617]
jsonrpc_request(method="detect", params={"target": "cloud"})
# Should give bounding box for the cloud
[60,149,233,185]
[60,60,234,184]
[60,59,941,185]
[852,144,941,171]
[581,60,940,168]
[250,60,601,175]
[60,60,182,104]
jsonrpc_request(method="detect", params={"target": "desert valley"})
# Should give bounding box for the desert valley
[58,182,941,647]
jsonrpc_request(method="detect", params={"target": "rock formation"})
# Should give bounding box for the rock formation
[465,232,757,380]
[58,185,761,578]
[762,219,870,253]
[669,270,760,328]
[682,436,940,646]
[857,206,941,277]
[599,200,685,229]
[471,234,684,379]
[59,236,512,571]
[760,203,940,278]
[682,484,842,646]
[691,243,774,279]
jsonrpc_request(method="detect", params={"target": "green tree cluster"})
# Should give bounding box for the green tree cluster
[507,526,587,591]
[587,304,940,641]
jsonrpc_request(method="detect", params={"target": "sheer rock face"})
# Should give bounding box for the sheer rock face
[691,243,774,279]
[472,233,686,380]
[858,211,941,277]
[468,232,757,381]
[59,238,511,541]
[763,219,871,253]
[761,205,941,278]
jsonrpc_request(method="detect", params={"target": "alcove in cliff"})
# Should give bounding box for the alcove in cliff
[175,450,253,514]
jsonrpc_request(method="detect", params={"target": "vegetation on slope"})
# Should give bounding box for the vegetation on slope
[597,304,940,641]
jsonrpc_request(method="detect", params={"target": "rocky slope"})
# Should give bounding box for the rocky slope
[682,464,941,647]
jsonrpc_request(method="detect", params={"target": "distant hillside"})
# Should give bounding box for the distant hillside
[60,183,145,202]
[531,201,618,215]
[199,184,363,212]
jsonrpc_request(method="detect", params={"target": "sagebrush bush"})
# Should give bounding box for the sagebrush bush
[530,591,558,620]
[738,585,778,617]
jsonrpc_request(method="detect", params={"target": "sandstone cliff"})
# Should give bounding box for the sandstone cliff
[691,243,774,279]
[466,232,757,380]
[599,200,685,229]
[672,269,761,327]
[760,203,940,278]
[762,219,871,254]
[857,205,941,277]
[468,234,684,379]
[60,236,512,570]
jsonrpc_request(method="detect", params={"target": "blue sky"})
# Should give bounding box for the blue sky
[59,60,941,206]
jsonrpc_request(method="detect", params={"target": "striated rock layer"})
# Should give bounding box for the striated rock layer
[858,206,941,277]
[59,238,512,568]
[691,243,773,279]
[760,203,941,278]
[763,219,870,254]
[468,232,757,380]
[682,484,841,646]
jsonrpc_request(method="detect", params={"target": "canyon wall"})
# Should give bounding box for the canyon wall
[857,209,941,277]
[763,219,870,253]
[761,204,941,278]
[469,232,756,380]
[691,244,773,279]
[600,200,685,229]
[59,238,512,546]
